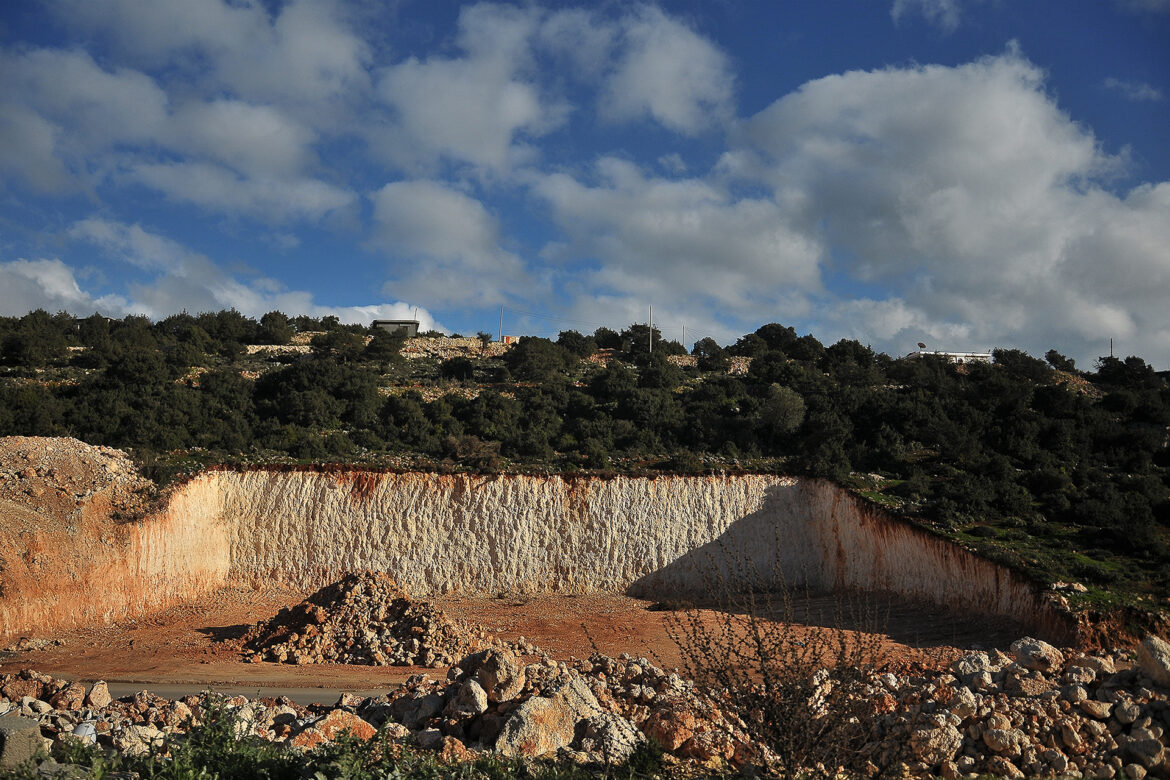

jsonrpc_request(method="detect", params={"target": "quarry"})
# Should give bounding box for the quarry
[2,436,1169,777]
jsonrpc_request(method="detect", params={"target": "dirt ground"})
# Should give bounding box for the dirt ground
[0,583,1026,703]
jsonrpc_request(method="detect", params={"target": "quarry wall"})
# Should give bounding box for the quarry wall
[1,467,1072,642]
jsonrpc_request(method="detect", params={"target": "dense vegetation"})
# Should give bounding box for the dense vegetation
[1,309,1168,608]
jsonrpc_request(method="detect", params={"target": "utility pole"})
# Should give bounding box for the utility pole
[498,305,503,343]
[648,304,653,354]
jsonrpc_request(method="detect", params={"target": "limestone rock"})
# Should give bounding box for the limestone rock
[910,724,963,765]
[0,716,43,768]
[1136,636,1170,687]
[112,724,164,757]
[476,649,526,704]
[577,712,643,764]
[85,681,111,709]
[1010,637,1064,675]
[444,679,488,718]
[495,696,576,757]
[48,682,85,711]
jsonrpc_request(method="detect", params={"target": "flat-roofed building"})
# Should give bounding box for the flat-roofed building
[372,319,419,337]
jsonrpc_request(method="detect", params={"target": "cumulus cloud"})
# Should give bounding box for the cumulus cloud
[370,180,529,306]
[51,0,371,112]
[63,218,442,329]
[0,259,129,316]
[129,162,354,223]
[595,6,734,135]
[0,105,71,193]
[734,50,1170,361]
[532,156,821,335]
[371,4,559,174]
[164,100,317,177]
[0,47,168,190]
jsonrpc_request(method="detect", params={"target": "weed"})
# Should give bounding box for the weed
[662,541,899,778]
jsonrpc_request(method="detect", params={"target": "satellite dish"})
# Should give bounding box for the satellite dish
[917,342,927,349]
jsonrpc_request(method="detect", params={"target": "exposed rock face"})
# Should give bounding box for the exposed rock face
[1,437,1071,642]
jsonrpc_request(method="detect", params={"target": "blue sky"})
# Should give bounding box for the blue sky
[1,0,1167,365]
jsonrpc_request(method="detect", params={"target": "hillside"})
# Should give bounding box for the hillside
[1,309,1168,618]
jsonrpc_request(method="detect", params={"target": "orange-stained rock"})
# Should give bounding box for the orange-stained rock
[49,681,85,711]
[643,700,698,751]
[288,727,327,750]
[314,709,376,741]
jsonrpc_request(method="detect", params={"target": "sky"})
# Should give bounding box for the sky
[0,0,1167,366]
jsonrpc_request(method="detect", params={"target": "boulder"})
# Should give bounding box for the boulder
[577,712,643,764]
[111,724,164,757]
[390,692,444,729]
[910,724,963,766]
[643,700,698,751]
[0,715,43,768]
[313,710,376,741]
[475,650,526,704]
[1010,637,1064,675]
[1135,636,1170,687]
[444,679,488,718]
[84,681,111,709]
[48,682,85,712]
[495,697,576,757]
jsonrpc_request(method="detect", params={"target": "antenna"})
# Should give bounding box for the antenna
[917,342,927,350]
[648,304,653,354]
[498,305,503,343]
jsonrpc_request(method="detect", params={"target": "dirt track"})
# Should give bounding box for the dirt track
[0,583,1025,703]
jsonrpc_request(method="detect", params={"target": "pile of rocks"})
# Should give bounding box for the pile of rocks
[241,572,487,667]
[0,643,766,770]
[364,646,765,766]
[3,634,1168,776]
[862,635,1170,778]
[0,436,155,526]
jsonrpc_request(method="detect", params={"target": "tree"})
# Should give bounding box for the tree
[364,327,406,365]
[1045,349,1076,373]
[504,337,571,381]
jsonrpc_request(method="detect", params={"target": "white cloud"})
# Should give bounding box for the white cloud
[533,156,821,316]
[597,6,734,135]
[890,0,963,31]
[370,179,529,305]
[129,162,354,223]
[51,0,371,112]
[164,100,316,177]
[734,51,1170,362]
[0,259,129,316]
[0,105,71,193]
[0,47,168,189]
[1103,77,1164,102]
[371,4,558,173]
[63,218,443,329]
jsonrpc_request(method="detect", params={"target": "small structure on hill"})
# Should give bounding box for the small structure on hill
[905,350,993,364]
[372,319,419,338]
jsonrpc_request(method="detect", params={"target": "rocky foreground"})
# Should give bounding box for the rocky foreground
[1,636,1168,777]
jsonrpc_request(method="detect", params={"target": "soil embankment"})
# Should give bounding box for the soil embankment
[0,437,1073,643]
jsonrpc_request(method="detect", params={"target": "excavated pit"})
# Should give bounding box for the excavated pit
[0,437,1075,645]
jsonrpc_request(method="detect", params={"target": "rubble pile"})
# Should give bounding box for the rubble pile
[857,635,1170,778]
[0,436,154,526]
[2,633,1167,776]
[241,572,486,667]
